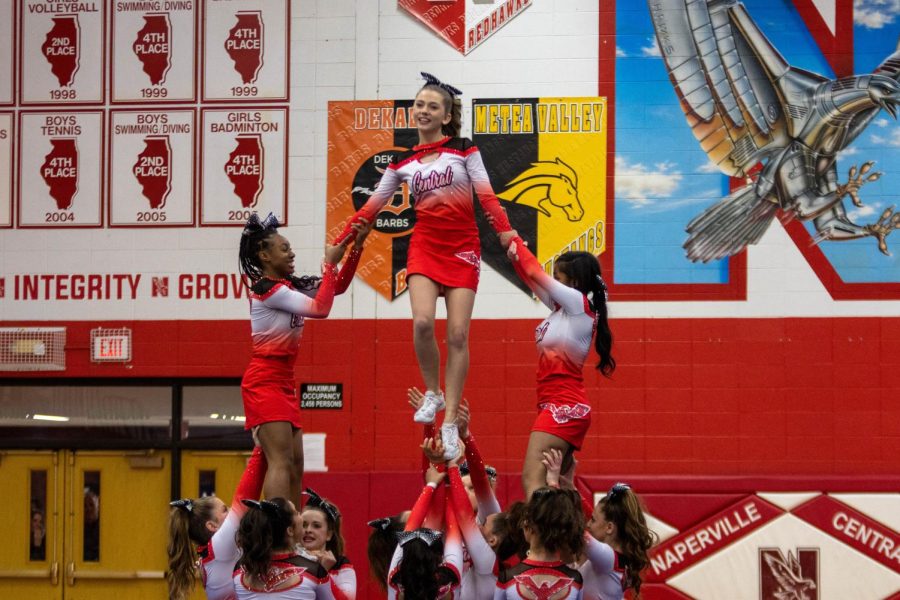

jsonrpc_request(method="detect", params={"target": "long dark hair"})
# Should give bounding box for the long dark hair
[236,498,294,583]
[492,502,529,565]
[367,515,405,592]
[600,485,658,597]
[302,489,345,558]
[165,497,218,600]
[525,487,586,559]
[394,538,444,600]
[554,251,615,376]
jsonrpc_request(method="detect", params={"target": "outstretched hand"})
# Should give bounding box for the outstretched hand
[424,463,446,486]
[350,217,375,249]
[421,437,446,465]
[457,398,471,440]
[542,448,564,487]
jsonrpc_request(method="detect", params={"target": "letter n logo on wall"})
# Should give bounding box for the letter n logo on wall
[759,548,819,600]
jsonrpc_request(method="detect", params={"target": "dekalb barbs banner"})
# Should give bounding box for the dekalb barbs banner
[325,97,607,301]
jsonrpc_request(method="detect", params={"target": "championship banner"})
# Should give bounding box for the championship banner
[0,2,13,105]
[201,0,289,102]
[108,109,196,227]
[20,0,105,105]
[473,97,607,294]
[0,112,11,228]
[399,0,532,55]
[326,100,419,300]
[580,477,900,599]
[111,0,198,103]
[18,110,104,228]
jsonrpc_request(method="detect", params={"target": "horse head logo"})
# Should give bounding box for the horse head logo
[498,157,583,221]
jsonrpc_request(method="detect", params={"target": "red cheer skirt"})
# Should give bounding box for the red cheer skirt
[240,357,302,430]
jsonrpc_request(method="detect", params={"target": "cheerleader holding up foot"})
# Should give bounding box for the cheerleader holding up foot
[238,214,372,503]
[166,446,267,600]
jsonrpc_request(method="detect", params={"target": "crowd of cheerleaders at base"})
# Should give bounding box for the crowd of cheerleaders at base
[166,73,657,599]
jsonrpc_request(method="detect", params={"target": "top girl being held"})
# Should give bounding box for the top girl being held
[239,213,372,502]
[499,235,615,499]
[334,73,517,460]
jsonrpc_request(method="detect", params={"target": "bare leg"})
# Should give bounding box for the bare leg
[442,286,476,425]
[291,428,304,505]
[257,421,299,501]
[408,275,442,393]
[522,431,572,500]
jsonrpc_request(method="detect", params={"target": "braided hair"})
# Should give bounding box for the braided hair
[238,213,321,291]
[554,251,616,377]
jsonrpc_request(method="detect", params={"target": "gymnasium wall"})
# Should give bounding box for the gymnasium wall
[2,1,900,597]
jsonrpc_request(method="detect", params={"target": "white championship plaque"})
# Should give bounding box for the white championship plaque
[200,107,286,226]
[0,113,12,227]
[109,109,196,227]
[20,0,105,105]
[111,2,197,103]
[202,0,288,102]
[18,111,104,227]
[0,3,14,105]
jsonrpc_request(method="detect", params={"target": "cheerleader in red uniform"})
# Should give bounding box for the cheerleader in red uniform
[166,446,267,600]
[298,489,356,600]
[334,73,517,460]
[238,213,372,503]
[499,235,615,499]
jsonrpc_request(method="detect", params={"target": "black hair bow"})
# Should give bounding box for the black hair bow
[421,72,463,97]
[242,498,283,519]
[241,212,280,236]
[170,498,194,513]
[367,517,393,531]
[304,488,340,523]
[396,528,443,548]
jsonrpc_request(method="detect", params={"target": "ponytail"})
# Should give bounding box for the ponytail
[600,484,658,597]
[555,251,616,377]
[165,497,218,600]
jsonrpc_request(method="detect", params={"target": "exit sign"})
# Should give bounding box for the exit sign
[90,328,132,362]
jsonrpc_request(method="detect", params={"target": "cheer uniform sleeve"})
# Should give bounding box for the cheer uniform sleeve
[386,544,404,600]
[448,466,495,577]
[464,145,512,233]
[262,264,338,318]
[584,534,617,576]
[508,237,585,314]
[334,247,363,295]
[334,166,402,244]
[421,422,437,477]
[462,433,501,523]
[405,484,436,531]
[331,563,357,600]
[210,446,268,564]
[443,490,465,588]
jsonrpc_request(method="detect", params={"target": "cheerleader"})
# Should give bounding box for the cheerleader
[494,487,585,599]
[234,498,337,599]
[386,464,464,599]
[238,213,372,502]
[166,446,267,600]
[298,488,356,600]
[499,235,615,499]
[366,513,408,595]
[335,73,517,460]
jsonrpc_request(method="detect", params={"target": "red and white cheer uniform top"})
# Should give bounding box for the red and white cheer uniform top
[579,535,626,600]
[494,558,584,600]
[508,238,596,447]
[234,551,337,599]
[199,446,268,600]
[336,137,512,291]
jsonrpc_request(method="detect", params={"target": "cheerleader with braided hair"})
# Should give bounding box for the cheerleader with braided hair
[238,213,373,503]
[333,73,518,462]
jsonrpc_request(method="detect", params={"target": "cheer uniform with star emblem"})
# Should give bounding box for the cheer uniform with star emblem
[507,237,596,449]
[233,550,337,599]
[335,137,512,291]
[241,250,362,430]
[494,558,583,600]
[199,446,268,600]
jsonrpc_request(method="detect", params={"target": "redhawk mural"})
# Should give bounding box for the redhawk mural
[649,0,900,262]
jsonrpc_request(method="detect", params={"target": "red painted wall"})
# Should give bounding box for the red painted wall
[5,316,900,475]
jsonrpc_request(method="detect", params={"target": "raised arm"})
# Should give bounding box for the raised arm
[330,563,356,600]
[334,167,402,244]
[462,432,501,522]
[334,218,375,294]
[448,465,495,576]
[261,264,338,318]
[584,534,617,576]
[464,146,513,234]
[442,489,465,589]
[507,237,585,314]
[211,446,268,562]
